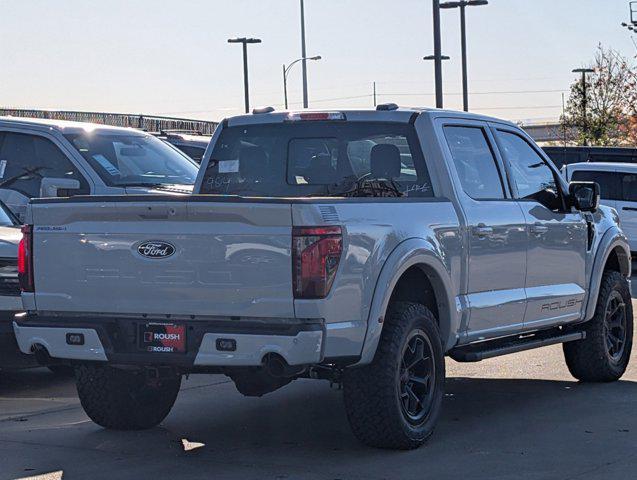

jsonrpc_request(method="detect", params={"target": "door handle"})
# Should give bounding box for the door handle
[473,224,494,237]
[530,224,548,235]
[622,207,637,212]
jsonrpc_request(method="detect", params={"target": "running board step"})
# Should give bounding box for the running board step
[449,330,586,362]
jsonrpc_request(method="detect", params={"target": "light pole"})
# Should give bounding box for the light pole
[440,0,488,112]
[572,67,595,146]
[432,0,444,108]
[283,56,321,109]
[424,55,450,106]
[300,0,310,108]
[227,37,262,113]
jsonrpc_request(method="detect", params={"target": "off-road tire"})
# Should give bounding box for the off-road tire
[564,270,633,382]
[342,302,445,449]
[75,364,181,430]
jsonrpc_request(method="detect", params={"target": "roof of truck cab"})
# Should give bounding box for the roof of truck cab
[0,116,145,135]
[225,107,518,128]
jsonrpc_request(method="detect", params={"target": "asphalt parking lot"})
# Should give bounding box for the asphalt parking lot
[2,305,637,480]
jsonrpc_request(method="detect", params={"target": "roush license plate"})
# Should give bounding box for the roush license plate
[139,323,186,353]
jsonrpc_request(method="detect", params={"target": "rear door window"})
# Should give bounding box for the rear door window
[202,122,433,197]
[443,126,505,200]
[571,170,622,201]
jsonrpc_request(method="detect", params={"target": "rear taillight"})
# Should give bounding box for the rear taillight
[292,226,342,299]
[18,225,34,292]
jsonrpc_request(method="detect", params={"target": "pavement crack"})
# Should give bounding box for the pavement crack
[562,457,626,480]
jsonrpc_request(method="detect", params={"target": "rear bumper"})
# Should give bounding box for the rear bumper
[13,315,325,368]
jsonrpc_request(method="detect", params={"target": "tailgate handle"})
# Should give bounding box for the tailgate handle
[138,206,175,220]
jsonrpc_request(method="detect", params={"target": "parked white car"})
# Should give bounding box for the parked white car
[563,162,637,254]
[0,117,199,220]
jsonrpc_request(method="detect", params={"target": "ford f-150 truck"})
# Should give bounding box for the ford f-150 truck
[13,106,632,449]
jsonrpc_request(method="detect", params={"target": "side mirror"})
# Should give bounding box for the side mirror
[569,181,600,212]
[39,177,81,198]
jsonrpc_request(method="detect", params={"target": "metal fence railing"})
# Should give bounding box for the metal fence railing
[0,108,218,134]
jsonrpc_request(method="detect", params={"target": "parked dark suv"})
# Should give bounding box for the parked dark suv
[543,146,637,168]
[155,130,211,163]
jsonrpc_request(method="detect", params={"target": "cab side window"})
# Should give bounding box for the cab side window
[621,173,637,202]
[0,132,89,198]
[496,130,558,202]
[444,126,505,200]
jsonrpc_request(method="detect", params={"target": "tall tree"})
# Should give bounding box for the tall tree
[561,45,637,146]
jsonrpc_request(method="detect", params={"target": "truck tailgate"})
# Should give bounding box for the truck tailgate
[30,200,294,318]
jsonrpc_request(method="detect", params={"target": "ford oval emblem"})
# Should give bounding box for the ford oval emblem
[137,241,175,259]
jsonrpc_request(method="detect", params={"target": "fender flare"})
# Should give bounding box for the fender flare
[584,226,631,321]
[356,237,459,365]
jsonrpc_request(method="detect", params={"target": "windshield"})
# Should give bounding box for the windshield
[64,132,199,187]
[201,122,433,197]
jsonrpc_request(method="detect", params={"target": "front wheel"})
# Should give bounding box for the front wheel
[75,364,181,430]
[563,270,633,382]
[342,302,445,449]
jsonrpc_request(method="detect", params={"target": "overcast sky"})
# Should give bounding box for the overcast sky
[0,0,635,123]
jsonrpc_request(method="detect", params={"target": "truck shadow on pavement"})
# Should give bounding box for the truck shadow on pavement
[0,367,75,401]
[3,375,637,479]
[80,378,637,464]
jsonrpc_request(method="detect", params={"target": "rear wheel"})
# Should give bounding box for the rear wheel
[563,270,633,382]
[75,364,181,430]
[342,302,445,449]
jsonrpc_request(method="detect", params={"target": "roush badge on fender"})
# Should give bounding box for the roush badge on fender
[137,241,175,259]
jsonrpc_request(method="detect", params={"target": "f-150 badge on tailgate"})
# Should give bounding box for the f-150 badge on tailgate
[137,241,175,259]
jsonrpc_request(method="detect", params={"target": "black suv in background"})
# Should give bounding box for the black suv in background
[543,146,637,168]
[154,130,211,163]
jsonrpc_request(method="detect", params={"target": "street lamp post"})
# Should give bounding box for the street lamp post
[424,55,450,106]
[283,56,321,109]
[227,37,262,113]
[572,67,595,146]
[440,0,488,112]
[300,0,310,108]
[432,0,444,108]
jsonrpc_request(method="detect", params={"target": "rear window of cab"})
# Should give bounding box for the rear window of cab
[201,122,433,197]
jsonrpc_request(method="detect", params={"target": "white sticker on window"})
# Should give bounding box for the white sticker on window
[0,160,6,179]
[92,154,120,176]
[218,160,239,173]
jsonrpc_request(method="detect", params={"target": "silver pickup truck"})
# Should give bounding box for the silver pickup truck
[13,107,632,449]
